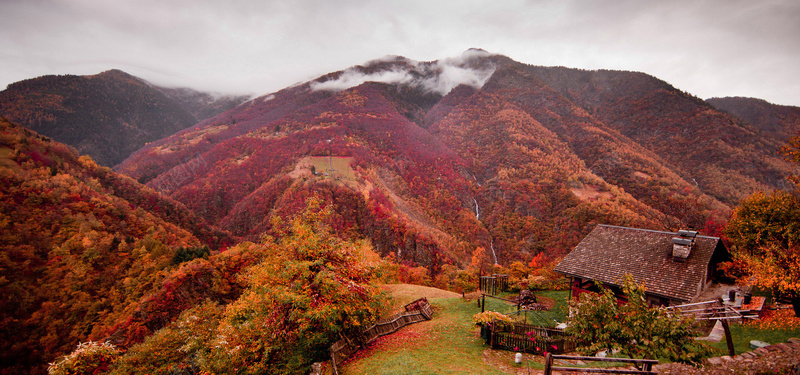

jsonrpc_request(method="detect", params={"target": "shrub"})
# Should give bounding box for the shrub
[472,311,519,326]
[48,341,120,375]
[171,245,210,265]
[566,275,713,367]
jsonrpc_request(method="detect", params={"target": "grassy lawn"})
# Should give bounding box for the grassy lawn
[706,309,800,356]
[477,290,569,327]
[309,156,356,180]
[339,287,572,374]
[339,285,800,374]
[340,293,510,374]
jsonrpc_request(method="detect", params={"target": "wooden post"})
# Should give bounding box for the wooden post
[482,294,486,313]
[721,319,735,356]
[331,349,339,375]
[489,318,496,349]
[543,352,553,375]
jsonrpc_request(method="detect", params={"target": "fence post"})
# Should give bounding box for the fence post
[481,294,485,313]
[490,318,496,349]
[721,319,735,356]
[331,349,339,375]
[543,352,553,375]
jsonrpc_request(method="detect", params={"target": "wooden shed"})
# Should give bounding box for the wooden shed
[554,225,729,306]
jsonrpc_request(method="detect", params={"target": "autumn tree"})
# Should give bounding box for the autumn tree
[566,275,711,367]
[204,197,385,374]
[724,191,800,315]
[469,246,491,275]
[783,135,800,187]
[47,341,120,375]
[107,301,221,375]
[723,134,800,316]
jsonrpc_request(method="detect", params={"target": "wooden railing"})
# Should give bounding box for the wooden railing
[329,297,433,373]
[543,354,658,375]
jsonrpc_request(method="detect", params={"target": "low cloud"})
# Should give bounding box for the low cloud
[310,69,416,92]
[310,50,495,95]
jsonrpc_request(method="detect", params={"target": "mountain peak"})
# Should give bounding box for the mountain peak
[310,50,497,96]
[90,69,142,83]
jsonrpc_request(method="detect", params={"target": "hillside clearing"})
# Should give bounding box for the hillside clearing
[339,285,570,374]
[339,284,800,374]
[339,294,505,374]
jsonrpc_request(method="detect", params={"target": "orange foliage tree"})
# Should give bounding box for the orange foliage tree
[724,133,800,316]
[205,197,385,374]
[724,191,800,316]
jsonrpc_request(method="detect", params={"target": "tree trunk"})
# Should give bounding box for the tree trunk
[792,296,800,317]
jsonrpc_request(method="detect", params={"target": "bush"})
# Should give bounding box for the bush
[172,245,210,265]
[566,275,713,367]
[472,311,520,326]
[48,341,120,375]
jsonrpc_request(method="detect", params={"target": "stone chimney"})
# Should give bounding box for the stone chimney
[671,230,698,262]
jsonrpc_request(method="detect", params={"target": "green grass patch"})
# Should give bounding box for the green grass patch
[309,156,355,180]
[341,296,509,374]
[341,287,800,374]
[340,289,574,374]
[706,318,800,356]
[479,290,569,327]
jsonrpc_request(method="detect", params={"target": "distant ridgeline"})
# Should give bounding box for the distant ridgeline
[0,69,247,166]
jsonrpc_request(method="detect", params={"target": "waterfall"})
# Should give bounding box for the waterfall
[490,238,498,265]
[472,197,480,220]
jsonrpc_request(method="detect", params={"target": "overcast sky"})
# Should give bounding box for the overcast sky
[2,0,799,106]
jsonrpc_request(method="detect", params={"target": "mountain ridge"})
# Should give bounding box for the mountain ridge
[0,70,248,167]
[115,51,797,268]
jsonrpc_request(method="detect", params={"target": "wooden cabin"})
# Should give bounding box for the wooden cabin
[554,225,729,306]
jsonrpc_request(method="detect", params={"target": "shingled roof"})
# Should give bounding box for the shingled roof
[554,224,726,302]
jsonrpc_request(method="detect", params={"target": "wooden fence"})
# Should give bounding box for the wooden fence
[329,297,433,372]
[479,274,508,295]
[482,321,577,355]
[543,354,658,375]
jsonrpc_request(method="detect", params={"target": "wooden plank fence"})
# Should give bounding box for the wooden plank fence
[479,274,508,295]
[483,321,577,355]
[329,297,433,373]
[544,354,658,375]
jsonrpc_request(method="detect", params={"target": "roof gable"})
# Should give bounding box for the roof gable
[554,225,723,302]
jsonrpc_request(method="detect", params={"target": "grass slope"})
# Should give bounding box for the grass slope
[706,308,800,355]
[339,285,570,374]
[339,284,800,374]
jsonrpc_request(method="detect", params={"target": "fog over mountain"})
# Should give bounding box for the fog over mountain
[1,1,799,106]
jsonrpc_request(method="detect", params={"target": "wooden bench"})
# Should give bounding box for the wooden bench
[543,354,658,375]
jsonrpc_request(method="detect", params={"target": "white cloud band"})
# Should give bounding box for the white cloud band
[310,50,496,95]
